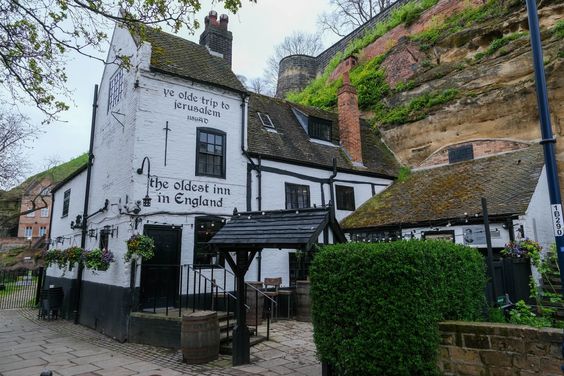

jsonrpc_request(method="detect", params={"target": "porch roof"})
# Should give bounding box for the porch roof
[209,207,346,251]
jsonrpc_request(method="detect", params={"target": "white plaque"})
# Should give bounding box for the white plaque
[551,204,564,237]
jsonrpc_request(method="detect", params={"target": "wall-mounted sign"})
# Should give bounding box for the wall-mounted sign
[422,230,455,243]
[163,88,231,124]
[149,176,235,209]
[463,226,501,246]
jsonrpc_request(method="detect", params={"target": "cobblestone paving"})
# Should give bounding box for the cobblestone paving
[0,309,320,376]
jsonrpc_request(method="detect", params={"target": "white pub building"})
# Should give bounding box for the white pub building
[46,13,399,341]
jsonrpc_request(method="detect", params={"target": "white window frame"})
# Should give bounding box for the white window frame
[24,227,33,237]
[40,208,49,217]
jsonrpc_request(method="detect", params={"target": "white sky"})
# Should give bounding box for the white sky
[21,0,339,178]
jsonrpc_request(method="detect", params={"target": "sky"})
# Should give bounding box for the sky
[21,0,339,177]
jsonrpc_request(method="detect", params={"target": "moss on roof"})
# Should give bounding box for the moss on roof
[341,146,544,229]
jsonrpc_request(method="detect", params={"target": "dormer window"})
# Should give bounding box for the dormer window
[308,116,332,142]
[257,112,274,129]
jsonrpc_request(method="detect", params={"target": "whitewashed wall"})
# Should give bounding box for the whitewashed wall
[245,158,392,286]
[47,170,87,279]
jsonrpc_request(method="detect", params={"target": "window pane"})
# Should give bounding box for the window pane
[200,132,207,142]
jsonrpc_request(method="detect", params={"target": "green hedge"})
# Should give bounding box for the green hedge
[310,240,486,375]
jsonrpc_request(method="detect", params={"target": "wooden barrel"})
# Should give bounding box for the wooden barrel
[246,281,264,326]
[181,311,219,364]
[295,280,311,322]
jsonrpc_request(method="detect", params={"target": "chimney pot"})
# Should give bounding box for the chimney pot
[208,10,219,26]
[220,14,229,29]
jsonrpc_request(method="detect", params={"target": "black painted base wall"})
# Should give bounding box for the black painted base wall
[44,276,132,342]
[129,313,181,349]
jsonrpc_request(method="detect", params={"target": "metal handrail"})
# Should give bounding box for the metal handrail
[186,264,248,310]
[220,265,278,308]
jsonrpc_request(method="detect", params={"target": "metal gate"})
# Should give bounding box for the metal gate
[0,268,43,309]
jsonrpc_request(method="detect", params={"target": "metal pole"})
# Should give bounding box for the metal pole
[482,198,498,305]
[525,0,564,289]
[74,84,98,324]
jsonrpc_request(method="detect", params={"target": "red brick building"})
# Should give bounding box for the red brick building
[17,176,53,239]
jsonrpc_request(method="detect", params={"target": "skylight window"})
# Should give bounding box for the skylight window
[257,112,275,128]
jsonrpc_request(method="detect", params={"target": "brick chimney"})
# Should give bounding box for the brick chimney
[337,72,363,165]
[199,11,233,67]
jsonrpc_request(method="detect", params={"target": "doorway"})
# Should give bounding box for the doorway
[140,225,182,310]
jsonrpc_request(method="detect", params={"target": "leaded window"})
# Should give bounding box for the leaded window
[448,144,474,164]
[285,183,310,209]
[196,129,226,178]
[62,189,71,217]
[336,185,355,211]
[308,117,332,141]
[108,68,124,110]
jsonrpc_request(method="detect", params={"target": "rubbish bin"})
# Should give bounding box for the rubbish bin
[181,311,220,364]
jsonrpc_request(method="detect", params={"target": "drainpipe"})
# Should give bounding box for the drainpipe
[74,84,98,324]
[328,158,338,225]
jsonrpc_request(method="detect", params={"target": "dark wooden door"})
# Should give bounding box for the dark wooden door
[140,225,182,310]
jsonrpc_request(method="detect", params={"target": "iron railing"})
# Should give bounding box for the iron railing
[130,262,277,341]
[0,267,43,310]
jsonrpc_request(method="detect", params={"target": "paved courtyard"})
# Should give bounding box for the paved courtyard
[0,309,320,376]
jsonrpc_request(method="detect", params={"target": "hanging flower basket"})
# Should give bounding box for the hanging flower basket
[84,248,115,271]
[125,234,155,262]
[63,247,84,268]
[502,239,542,260]
[43,249,65,268]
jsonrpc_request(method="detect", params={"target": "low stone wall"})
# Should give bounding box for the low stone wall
[439,321,564,375]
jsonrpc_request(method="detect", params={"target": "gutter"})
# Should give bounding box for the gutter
[74,84,98,324]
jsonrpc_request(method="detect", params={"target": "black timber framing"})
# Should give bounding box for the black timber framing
[209,207,345,365]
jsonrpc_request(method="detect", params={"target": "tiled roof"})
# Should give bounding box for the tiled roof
[209,207,345,250]
[341,146,545,230]
[139,28,246,93]
[247,94,400,177]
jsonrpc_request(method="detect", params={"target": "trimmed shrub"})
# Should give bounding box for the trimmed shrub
[310,240,486,375]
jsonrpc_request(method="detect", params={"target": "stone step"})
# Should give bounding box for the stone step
[219,335,266,355]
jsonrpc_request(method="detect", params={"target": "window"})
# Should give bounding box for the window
[39,227,47,237]
[24,227,32,238]
[26,206,35,217]
[257,112,274,128]
[285,183,310,209]
[40,187,50,196]
[336,185,355,211]
[40,208,49,218]
[62,189,71,217]
[308,117,332,141]
[448,144,474,164]
[196,129,226,178]
[108,68,124,110]
[194,217,225,266]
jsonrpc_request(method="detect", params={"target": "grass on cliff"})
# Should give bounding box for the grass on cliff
[554,20,564,40]
[373,88,459,126]
[287,0,442,109]
[412,0,512,50]
[474,32,528,61]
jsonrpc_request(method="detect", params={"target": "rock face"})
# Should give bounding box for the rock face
[373,2,564,185]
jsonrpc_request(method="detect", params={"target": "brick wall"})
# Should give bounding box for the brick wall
[439,321,564,375]
[419,139,530,167]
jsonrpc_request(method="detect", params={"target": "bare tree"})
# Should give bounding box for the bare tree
[0,110,35,190]
[263,31,324,95]
[0,0,253,123]
[318,0,393,37]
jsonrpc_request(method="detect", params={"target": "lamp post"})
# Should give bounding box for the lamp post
[524,0,564,287]
[137,157,152,207]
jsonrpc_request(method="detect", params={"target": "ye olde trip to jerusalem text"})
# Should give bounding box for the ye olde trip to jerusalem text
[163,88,230,123]
[150,176,232,208]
